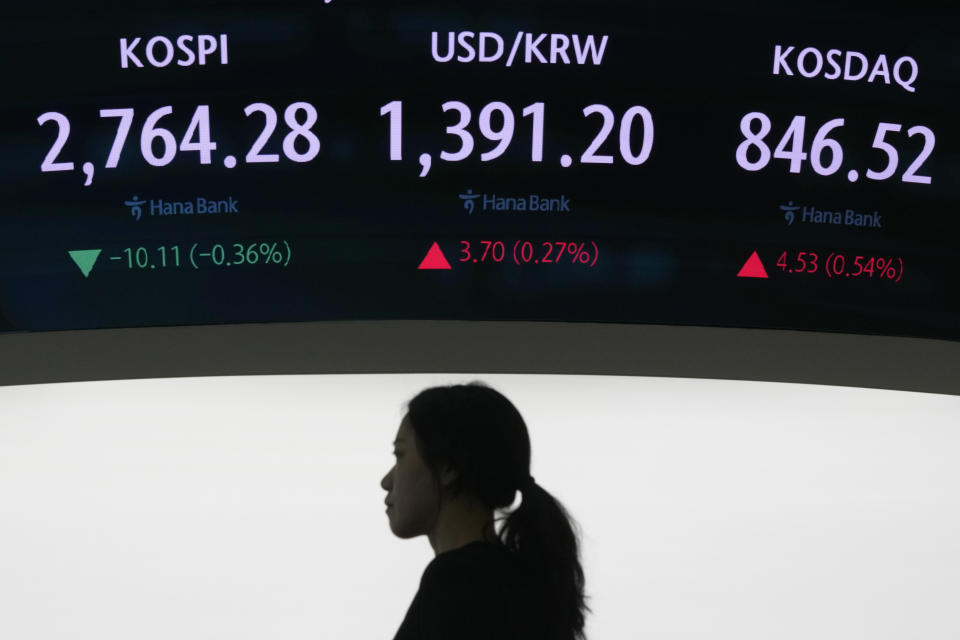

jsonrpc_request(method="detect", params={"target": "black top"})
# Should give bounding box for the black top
[391,541,558,640]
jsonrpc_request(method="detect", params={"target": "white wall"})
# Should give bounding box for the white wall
[1,374,958,640]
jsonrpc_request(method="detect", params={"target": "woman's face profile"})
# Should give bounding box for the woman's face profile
[381,415,440,538]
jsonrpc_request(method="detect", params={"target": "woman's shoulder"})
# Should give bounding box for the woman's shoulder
[413,542,555,640]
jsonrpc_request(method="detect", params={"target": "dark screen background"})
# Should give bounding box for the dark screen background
[1,1,957,339]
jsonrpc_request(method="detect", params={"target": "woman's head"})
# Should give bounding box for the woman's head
[380,381,591,640]
[381,382,531,544]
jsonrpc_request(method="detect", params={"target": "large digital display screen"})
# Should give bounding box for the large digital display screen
[1,1,957,339]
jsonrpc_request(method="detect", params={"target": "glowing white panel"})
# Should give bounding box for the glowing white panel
[0,375,958,640]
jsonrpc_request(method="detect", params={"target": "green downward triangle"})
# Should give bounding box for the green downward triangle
[68,249,102,278]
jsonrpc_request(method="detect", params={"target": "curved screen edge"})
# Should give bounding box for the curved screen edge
[0,321,957,396]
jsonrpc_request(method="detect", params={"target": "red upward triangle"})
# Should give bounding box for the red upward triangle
[737,251,768,278]
[418,242,452,270]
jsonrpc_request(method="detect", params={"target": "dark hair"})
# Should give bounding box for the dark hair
[404,381,591,640]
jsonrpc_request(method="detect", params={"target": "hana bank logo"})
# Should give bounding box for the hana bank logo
[780,201,801,225]
[122,195,239,219]
[459,189,481,214]
[125,196,147,221]
[457,189,571,214]
[777,200,882,228]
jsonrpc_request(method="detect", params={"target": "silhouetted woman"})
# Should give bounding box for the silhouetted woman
[381,381,591,640]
